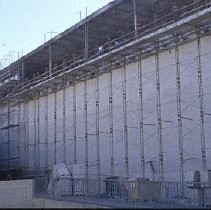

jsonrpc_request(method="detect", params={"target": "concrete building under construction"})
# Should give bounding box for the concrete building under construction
[0,0,211,185]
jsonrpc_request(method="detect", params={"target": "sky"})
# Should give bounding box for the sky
[0,0,112,69]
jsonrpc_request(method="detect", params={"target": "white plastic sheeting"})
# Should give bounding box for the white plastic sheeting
[0,35,211,181]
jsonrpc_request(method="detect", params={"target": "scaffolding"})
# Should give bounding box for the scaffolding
[138,57,145,178]
[0,105,20,174]
[175,36,184,190]
[0,0,211,180]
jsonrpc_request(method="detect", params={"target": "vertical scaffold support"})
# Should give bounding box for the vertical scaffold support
[49,44,52,77]
[84,78,89,194]
[155,48,164,181]
[133,0,137,39]
[122,61,129,179]
[21,61,25,82]
[33,95,37,173]
[54,89,57,165]
[45,89,49,172]
[17,101,21,167]
[23,101,27,174]
[26,98,29,173]
[108,70,114,176]
[175,39,184,189]
[196,32,207,171]
[7,100,10,170]
[138,56,145,178]
[84,23,89,59]
[96,73,101,194]
[63,81,66,164]
[37,92,40,173]
[73,85,77,164]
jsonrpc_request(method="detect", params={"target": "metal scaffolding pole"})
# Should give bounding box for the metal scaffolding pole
[155,50,164,181]
[21,61,25,83]
[96,73,101,193]
[44,89,49,172]
[23,101,27,173]
[49,44,52,77]
[37,93,40,173]
[108,70,114,176]
[73,85,77,164]
[133,0,138,39]
[175,39,184,189]
[33,95,37,173]
[196,33,207,171]
[138,57,145,178]
[84,79,89,194]
[63,81,66,164]
[122,61,129,179]
[54,90,57,165]
[17,102,21,167]
[26,99,29,173]
[84,23,89,59]
[7,100,10,170]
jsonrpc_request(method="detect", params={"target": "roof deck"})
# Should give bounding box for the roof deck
[0,0,210,101]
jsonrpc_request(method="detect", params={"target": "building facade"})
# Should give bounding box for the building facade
[0,0,211,182]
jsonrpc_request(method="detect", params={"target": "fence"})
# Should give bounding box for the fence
[34,176,211,208]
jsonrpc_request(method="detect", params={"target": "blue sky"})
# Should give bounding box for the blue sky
[0,0,111,69]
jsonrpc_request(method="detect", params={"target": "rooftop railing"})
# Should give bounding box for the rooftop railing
[34,176,211,208]
[3,0,211,100]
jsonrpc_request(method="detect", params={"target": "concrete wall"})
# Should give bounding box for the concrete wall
[0,35,211,181]
[0,179,33,208]
[0,179,107,208]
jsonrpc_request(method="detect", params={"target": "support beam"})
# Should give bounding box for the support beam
[63,81,66,164]
[49,44,52,77]
[84,23,89,59]
[122,61,129,179]
[17,102,21,168]
[196,33,207,171]
[73,85,77,164]
[37,92,40,173]
[138,57,145,178]
[155,48,164,181]
[21,61,25,82]
[7,100,10,170]
[175,39,184,191]
[26,99,29,174]
[44,89,49,172]
[23,102,27,174]
[84,79,89,194]
[96,74,101,194]
[108,70,114,176]
[54,90,57,165]
[133,0,138,39]
[33,96,37,173]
